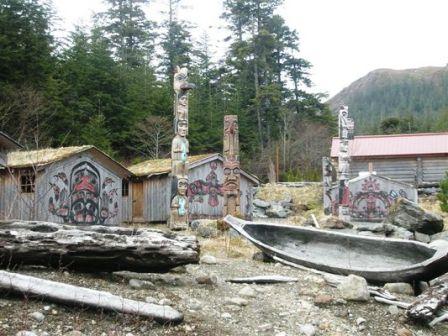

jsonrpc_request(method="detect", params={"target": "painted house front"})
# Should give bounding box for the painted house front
[127,153,259,223]
[0,146,131,225]
[330,132,448,186]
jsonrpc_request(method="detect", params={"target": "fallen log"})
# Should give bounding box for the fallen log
[0,221,199,272]
[0,270,183,324]
[407,274,448,324]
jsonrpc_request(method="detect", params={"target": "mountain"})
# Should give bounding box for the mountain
[328,65,448,132]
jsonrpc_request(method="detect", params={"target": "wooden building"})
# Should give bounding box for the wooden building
[0,145,131,225]
[330,132,448,186]
[127,153,259,223]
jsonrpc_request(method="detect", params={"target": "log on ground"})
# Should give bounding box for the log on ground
[0,221,199,272]
[0,270,183,324]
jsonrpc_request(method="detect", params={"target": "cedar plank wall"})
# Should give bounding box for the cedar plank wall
[347,156,448,185]
[145,175,171,222]
[0,153,124,224]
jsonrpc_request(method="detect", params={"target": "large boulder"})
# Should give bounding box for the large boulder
[387,198,444,235]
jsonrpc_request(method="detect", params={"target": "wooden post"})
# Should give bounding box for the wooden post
[337,105,354,220]
[368,162,373,173]
[168,67,194,230]
[223,115,241,217]
[322,156,334,215]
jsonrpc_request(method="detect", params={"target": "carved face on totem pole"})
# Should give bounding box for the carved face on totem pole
[224,162,240,193]
[177,119,188,137]
[177,177,188,196]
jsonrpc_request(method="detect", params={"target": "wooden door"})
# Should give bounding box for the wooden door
[132,181,144,222]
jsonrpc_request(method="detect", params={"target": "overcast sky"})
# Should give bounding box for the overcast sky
[53,0,448,97]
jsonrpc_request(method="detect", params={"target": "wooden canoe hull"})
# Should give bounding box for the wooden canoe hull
[224,215,448,283]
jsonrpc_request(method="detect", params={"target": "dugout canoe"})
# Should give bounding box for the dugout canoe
[224,215,448,283]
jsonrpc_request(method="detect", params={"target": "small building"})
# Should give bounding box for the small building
[348,173,417,222]
[0,145,131,225]
[330,132,448,186]
[127,153,259,223]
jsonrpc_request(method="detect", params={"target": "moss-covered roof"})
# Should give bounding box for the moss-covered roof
[128,153,217,177]
[6,146,93,168]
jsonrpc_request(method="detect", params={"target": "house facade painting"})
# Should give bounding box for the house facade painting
[0,146,131,225]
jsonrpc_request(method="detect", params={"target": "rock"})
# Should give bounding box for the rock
[238,286,257,298]
[224,297,248,306]
[417,281,429,293]
[191,219,219,238]
[169,265,187,274]
[253,199,270,208]
[16,331,37,336]
[266,204,290,218]
[187,298,203,310]
[321,216,353,229]
[195,274,218,285]
[298,324,316,336]
[430,231,448,242]
[396,327,413,336]
[144,296,157,304]
[386,224,414,240]
[414,232,430,243]
[200,255,217,264]
[388,305,400,315]
[383,283,414,295]
[388,198,444,235]
[252,208,268,218]
[275,332,287,336]
[356,222,385,232]
[356,317,366,325]
[29,311,45,323]
[221,312,232,319]
[337,274,370,301]
[259,323,273,331]
[314,294,333,306]
[128,279,155,290]
[65,332,85,336]
[252,251,273,262]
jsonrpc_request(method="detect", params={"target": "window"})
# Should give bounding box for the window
[20,171,35,193]
[122,179,129,197]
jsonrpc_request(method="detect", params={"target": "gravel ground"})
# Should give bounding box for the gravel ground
[0,236,447,336]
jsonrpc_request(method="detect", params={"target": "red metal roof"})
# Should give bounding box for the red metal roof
[330,132,448,158]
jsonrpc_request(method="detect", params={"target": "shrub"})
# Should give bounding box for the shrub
[437,172,448,212]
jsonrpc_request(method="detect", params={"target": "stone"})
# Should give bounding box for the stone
[386,224,414,240]
[252,251,273,262]
[275,332,287,336]
[321,216,353,230]
[200,255,217,264]
[388,305,400,315]
[259,323,273,331]
[252,208,268,218]
[396,327,413,336]
[383,283,414,295]
[187,298,203,310]
[314,294,333,306]
[337,274,370,301]
[430,231,448,242]
[16,331,37,336]
[65,331,85,336]
[195,274,218,285]
[191,219,219,238]
[388,198,444,235]
[414,232,431,243]
[128,279,155,290]
[356,222,385,233]
[158,298,173,306]
[238,286,257,298]
[221,312,232,319]
[224,297,248,306]
[144,296,157,304]
[169,265,187,274]
[299,324,316,336]
[29,312,45,323]
[253,199,271,208]
[417,281,429,293]
[266,204,290,218]
[356,317,366,325]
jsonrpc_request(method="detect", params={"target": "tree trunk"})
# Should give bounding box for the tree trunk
[0,270,183,324]
[0,221,199,272]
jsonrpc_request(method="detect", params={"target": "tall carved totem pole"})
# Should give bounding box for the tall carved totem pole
[169,67,194,230]
[223,115,241,217]
[337,105,354,220]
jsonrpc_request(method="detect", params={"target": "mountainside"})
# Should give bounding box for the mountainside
[328,65,448,132]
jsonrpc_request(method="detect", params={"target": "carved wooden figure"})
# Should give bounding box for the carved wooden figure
[169,67,194,230]
[223,115,241,216]
[338,105,354,220]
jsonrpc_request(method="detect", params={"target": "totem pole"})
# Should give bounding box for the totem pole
[223,115,241,217]
[168,67,194,230]
[322,156,334,215]
[337,105,354,220]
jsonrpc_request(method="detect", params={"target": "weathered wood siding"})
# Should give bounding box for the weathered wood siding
[132,158,257,222]
[121,183,133,222]
[0,153,124,225]
[344,156,448,185]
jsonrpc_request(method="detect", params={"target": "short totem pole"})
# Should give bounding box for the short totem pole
[169,67,194,230]
[223,115,241,217]
[337,105,354,220]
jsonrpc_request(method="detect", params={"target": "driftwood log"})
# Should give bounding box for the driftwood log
[0,270,183,324]
[407,273,448,325]
[0,221,199,272]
